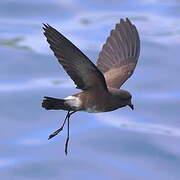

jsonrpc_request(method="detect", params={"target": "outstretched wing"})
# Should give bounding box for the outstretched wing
[43,24,107,91]
[97,18,140,89]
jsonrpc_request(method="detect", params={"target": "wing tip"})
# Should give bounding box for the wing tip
[119,17,135,28]
[42,23,53,32]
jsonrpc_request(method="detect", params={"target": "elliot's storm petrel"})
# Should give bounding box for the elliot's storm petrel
[42,18,140,155]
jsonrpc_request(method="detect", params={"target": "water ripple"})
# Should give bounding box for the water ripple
[96,114,180,137]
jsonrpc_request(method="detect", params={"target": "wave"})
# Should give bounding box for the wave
[95,113,180,137]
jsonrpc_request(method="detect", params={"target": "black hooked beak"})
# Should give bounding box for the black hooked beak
[128,104,134,110]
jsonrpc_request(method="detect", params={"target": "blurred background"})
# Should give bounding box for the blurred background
[1,0,180,179]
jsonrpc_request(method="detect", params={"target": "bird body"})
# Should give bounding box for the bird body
[43,88,133,113]
[41,18,140,154]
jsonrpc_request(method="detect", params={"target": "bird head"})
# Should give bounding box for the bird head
[113,89,134,110]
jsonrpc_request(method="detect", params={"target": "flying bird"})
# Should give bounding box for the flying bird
[42,18,140,155]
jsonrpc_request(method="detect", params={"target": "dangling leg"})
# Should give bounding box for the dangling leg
[65,111,76,155]
[48,110,70,140]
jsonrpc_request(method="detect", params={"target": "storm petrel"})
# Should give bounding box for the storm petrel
[42,18,140,155]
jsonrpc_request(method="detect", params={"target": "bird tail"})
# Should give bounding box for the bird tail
[42,96,68,110]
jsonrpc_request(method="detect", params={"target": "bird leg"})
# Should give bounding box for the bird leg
[65,111,76,155]
[48,110,70,140]
[48,110,76,155]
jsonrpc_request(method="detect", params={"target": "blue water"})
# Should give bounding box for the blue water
[1,0,180,179]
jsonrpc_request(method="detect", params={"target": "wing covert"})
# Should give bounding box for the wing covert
[97,18,140,89]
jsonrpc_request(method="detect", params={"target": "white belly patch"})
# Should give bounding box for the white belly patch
[86,106,100,113]
[64,96,82,108]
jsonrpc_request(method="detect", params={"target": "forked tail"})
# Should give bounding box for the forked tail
[42,96,68,110]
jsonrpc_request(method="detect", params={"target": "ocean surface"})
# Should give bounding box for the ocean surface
[1,0,180,179]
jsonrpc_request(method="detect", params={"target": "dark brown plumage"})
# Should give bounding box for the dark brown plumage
[43,24,107,91]
[97,18,140,88]
[42,18,140,155]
